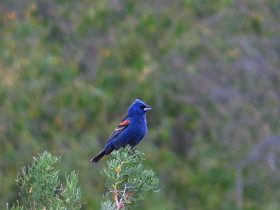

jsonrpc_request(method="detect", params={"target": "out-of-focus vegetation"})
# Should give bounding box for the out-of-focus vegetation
[1,0,280,209]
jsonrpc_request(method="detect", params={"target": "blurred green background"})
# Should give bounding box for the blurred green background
[1,0,280,209]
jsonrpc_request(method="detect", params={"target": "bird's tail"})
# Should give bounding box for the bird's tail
[91,149,106,163]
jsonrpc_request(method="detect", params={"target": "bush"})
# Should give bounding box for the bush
[101,146,159,210]
[9,151,81,210]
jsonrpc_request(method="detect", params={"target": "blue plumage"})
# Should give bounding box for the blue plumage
[91,99,152,163]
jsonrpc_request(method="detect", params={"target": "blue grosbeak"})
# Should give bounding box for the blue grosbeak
[91,99,152,163]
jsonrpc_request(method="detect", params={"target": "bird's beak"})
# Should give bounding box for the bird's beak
[144,105,152,111]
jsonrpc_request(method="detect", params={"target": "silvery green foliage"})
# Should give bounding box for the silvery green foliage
[101,200,117,210]
[101,146,159,209]
[9,151,81,210]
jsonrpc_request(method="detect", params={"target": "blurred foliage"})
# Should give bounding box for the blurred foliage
[1,0,280,209]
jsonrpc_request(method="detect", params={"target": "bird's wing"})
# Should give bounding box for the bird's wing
[106,117,130,144]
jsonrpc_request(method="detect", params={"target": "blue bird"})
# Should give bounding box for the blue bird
[91,99,152,163]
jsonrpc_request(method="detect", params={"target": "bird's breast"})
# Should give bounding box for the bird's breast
[135,117,147,138]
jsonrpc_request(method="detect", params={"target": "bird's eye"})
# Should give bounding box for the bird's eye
[140,105,146,109]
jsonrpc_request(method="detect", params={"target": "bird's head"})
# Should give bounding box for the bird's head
[127,99,152,116]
